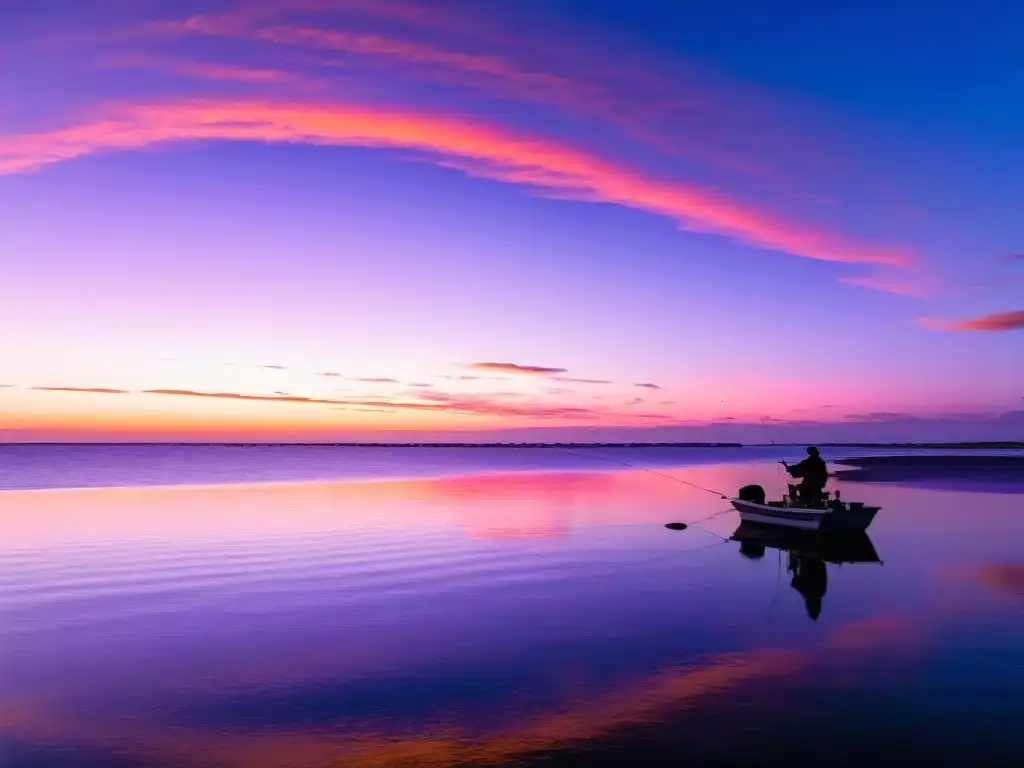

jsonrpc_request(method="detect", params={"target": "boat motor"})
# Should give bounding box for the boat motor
[738,484,766,504]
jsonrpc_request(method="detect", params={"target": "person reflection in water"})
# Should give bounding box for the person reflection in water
[784,446,829,507]
[789,553,828,620]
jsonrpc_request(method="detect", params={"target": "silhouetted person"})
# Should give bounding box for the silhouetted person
[789,553,828,621]
[784,446,828,507]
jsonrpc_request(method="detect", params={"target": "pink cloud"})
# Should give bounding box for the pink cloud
[143,389,346,405]
[156,1,836,186]
[635,382,661,389]
[141,387,603,421]
[101,53,299,85]
[920,310,1024,332]
[0,100,910,270]
[839,273,925,297]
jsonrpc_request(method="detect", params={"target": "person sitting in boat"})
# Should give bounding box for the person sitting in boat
[783,446,828,507]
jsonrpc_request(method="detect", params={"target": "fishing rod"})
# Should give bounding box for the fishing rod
[759,417,788,464]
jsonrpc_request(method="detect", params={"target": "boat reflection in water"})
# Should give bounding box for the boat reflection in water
[732,522,882,621]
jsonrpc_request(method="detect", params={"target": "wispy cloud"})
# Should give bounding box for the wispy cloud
[551,377,612,384]
[350,377,399,383]
[144,389,344,405]
[920,310,1024,332]
[100,53,301,85]
[225,362,289,370]
[413,390,599,420]
[140,387,603,421]
[843,411,914,421]
[839,273,925,297]
[317,371,343,377]
[468,361,568,375]
[152,1,843,187]
[635,382,661,389]
[1000,253,1024,262]
[0,100,909,270]
[31,386,129,394]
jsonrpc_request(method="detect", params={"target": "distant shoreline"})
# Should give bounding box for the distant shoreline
[817,442,1024,449]
[1,442,1021,449]
[833,454,1024,493]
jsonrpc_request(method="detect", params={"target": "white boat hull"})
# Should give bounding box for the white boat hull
[729,499,880,533]
[730,499,826,530]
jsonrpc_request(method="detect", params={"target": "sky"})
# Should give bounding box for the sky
[1,0,1022,442]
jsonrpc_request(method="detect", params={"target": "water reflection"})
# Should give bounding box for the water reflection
[732,523,882,621]
[2,455,1023,766]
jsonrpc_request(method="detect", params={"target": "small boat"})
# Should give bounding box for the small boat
[729,484,879,533]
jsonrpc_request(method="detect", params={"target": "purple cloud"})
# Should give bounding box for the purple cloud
[469,362,568,375]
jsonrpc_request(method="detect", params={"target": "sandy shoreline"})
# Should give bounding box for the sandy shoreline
[834,455,1024,493]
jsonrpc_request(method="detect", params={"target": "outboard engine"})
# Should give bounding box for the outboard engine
[738,484,766,504]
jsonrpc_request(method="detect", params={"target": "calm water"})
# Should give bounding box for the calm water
[1,446,1022,766]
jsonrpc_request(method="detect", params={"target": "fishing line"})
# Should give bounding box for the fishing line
[686,507,736,526]
[553,448,729,499]
[554,436,799,630]
[758,547,785,625]
[551,448,793,622]
[626,538,732,569]
[552,447,733,541]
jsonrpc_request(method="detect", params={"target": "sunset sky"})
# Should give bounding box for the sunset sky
[2,0,1021,442]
